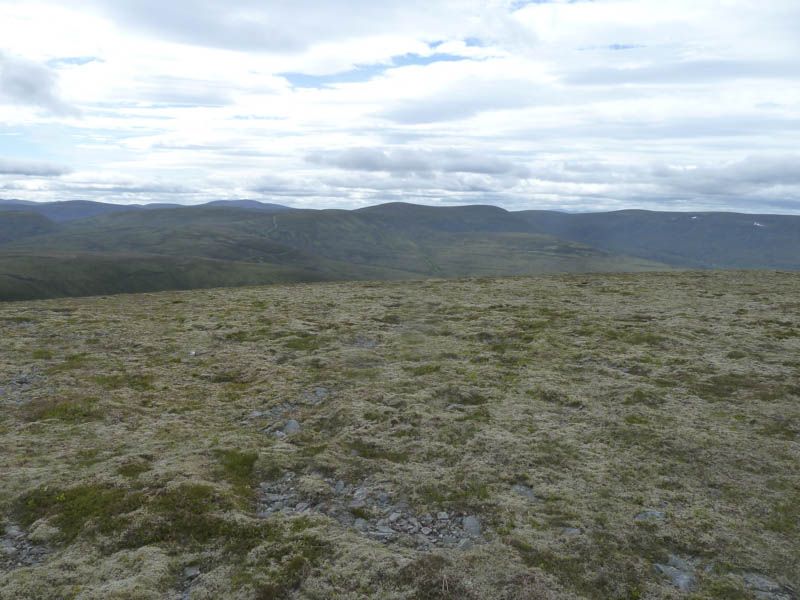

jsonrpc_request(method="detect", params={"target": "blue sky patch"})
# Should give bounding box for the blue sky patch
[281,53,470,88]
[46,56,104,68]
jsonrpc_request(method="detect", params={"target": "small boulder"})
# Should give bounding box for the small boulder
[462,515,481,537]
[512,484,538,501]
[654,555,697,592]
[184,566,200,579]
[284,419,301,434]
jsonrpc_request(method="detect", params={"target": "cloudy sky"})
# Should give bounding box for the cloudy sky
[1,0,799,213]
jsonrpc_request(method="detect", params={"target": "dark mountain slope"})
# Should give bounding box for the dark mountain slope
[516,209,800,270]
[0,252,333,301]
[0,211,59,243]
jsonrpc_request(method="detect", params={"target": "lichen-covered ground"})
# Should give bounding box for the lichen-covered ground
[0,271,798,600]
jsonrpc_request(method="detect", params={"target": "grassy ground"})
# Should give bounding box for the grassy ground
[0,271,798,599]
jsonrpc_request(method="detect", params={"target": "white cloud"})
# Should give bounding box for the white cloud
[0,0,798,213]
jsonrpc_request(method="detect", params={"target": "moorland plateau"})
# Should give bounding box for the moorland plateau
[0,270,798,599]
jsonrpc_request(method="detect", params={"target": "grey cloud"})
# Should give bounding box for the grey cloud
[567,60,800,86]
[0,157,72,177]
[307,147,531,177]
[0,51,81,116]
[377,78,538,124]
[249,174,348,198]
[652,155,800,195]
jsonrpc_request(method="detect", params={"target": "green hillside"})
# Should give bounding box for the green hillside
[1,204,670,300]
[0,252,333,301]
[0,211,59,243]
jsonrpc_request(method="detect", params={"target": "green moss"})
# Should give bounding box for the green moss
[403,363,441,376]
[31,348,53,359]
[27,397,101,423]
[15,485,145,542]
[625,414,650,425]
[214,448,259,485]
[283,334,321,351]
[117,461,151,478]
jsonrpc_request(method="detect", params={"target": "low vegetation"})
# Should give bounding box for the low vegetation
[0,270,798,599]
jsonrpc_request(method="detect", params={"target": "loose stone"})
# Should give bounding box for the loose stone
[635,510,665,521]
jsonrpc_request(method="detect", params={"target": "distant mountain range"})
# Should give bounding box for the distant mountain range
[0,199,291,222]
[0,199,797,300]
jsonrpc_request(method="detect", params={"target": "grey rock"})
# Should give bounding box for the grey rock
[561,527,582,536]
[264,493,290,502]
[184,566,200,579]
[354,518,368,532]
[667,555,692,572]
[284,419,301,434]
[421,527,433,535]
[463,516,481,537]
[389,512,402,523]
[376,525,394,534]
[354,487,369,500]
[334,480,345,494]
[446,403,465,410]
[296,502,309,512]
[457,538,474,550]
[635,510,665,521]
[655,564,697,592]
[376,492,389,505]
[272,431,286,439]
[437,511,449,521]
[512,484,538,501]
[348,500,366,509]
[5,526,22,538]
[249,410,266,418]
[2,546,17,555]
[743,574,796,600]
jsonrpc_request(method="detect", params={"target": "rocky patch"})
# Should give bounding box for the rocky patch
[257,473,482,550]
[0,523,49,571]
[654,555,697,592]
[743,573,798,600]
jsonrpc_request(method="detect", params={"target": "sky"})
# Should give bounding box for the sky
[0,0,799,213]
